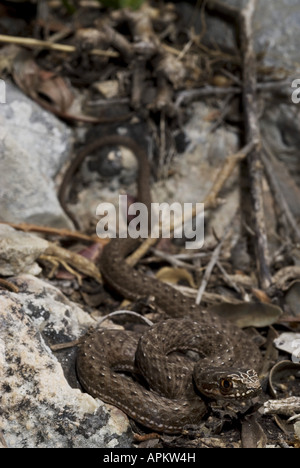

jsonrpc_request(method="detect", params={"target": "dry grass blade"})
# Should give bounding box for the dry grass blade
[0,34,119,57]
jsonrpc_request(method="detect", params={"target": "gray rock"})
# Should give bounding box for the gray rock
[254,0,300,69]
[0,224,49,276]
[0,82,74,228]
[155,102,240,242]
[261,103,300,189]
[0,275,133,448]
[178,0,300,69]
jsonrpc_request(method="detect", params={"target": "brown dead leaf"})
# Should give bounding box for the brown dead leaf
[211,74,234,88]
[12,49,75,114]
[55,243,102,281]
[241,415,267,449]
[252,288,272,304]
[273,266,300,292]
[204,109,221,122]
[11,49,124,123]
[37,74,74,113]
[156,266,196,289]
[269,361,300,399]
[209,302,282,328]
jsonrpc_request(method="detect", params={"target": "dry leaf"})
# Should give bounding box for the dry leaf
[12,49,105,123]
[241,415,267,449]
[12,49,74,111]
[252,288,272,304]
[55,243,102,280]
[209,302,282,328]
[211,74,234,88]
[272,266,300,291]
[156,266,196,289]
[268,361,300,399]
[37,74,74,113]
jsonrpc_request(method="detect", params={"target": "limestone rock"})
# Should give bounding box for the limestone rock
[0,275,132,448]
[0,224,49,276]
[0,81,73,229]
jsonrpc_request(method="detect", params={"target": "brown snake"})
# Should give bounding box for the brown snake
[59,135,262,433]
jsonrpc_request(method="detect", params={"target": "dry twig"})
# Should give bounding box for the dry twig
[0,33,119,57]
[0,278,19,293]
[261,140,300,242]
[240,0,272,290]
[43,243,102,283]
[264,397,300,417]
[195,218,233,305]
[0,221,108,245]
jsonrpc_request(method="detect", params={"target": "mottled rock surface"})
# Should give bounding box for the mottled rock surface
[0,224,49,276]
[0,82,73,228]
[0,276,133,448]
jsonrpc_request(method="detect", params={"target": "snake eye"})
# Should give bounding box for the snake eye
[220,378,233,392]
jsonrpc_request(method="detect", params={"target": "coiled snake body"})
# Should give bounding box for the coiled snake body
[60,136,262,433]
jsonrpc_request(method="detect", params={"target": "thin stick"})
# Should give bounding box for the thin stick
[208,92,236,134]
[196,219,233,305]
[261,140,300,242]
[51,311,153,351]
[0,278,19,293]
[149,248,201,271]
[51,338,81,351]
[204,141,254,210]
[240,0,272,290]
[203,0,239,20]
[175,85,240,107]
[175,80,294,108]
[0,34,119,58]
[95,310,153,328]
[44,243,102,283]
[0,221,108,245]
[216,260,243,295]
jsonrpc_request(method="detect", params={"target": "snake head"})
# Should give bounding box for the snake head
[193,368,261,400]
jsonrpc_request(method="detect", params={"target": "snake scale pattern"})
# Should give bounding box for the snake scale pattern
[60,135,262,433]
